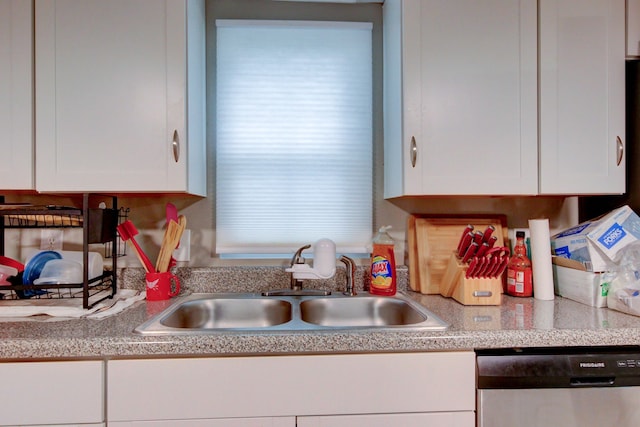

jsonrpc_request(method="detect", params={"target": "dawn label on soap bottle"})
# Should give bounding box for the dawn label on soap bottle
[371,256,393,288]
[370,226,396,296]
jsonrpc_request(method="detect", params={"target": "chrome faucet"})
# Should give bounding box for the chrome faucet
[289,244,311,291]
[262,240,335,297]
[339,255,357,296]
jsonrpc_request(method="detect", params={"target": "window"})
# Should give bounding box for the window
[215,18,373,256]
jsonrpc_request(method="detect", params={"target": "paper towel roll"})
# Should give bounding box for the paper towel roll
[528,218,555,300]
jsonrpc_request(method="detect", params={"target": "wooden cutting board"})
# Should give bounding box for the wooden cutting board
[408,215,508,294]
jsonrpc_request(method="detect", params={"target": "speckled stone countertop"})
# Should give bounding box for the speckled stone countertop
[2,266,640,361]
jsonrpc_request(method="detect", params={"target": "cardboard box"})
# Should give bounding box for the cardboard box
[551,205,640,272]
[553,263,609,308]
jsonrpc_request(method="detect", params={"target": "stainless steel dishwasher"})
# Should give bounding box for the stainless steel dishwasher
[476,347,640,427]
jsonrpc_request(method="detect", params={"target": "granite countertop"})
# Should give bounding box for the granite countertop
[2,267,640,360]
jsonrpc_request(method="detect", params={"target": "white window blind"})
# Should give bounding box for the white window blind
[215,19,373,256]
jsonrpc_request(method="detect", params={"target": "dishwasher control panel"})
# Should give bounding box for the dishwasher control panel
[477,346,640,388]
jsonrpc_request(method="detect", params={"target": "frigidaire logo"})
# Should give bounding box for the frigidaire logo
[598,223,626,249]
[580,362,606,368]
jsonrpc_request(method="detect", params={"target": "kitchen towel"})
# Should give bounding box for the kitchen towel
[0,289,144,319]
[529,218,555,300]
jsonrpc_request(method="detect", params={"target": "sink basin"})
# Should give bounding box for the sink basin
[160,298,292,329]
[300,296,428,327]
[134,292,449,334]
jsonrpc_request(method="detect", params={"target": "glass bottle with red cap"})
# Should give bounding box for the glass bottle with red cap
[506,231,532,297]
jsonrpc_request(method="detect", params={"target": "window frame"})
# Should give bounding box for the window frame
[208,0,384,260]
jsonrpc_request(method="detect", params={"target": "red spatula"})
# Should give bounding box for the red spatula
[117,220,155,273]
[166,203,178,225]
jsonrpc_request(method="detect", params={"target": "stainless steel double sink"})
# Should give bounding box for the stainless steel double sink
[134,291,449,334]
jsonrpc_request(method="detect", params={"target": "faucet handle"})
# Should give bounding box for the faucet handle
[340,255,357,296]
[290,244,311,266]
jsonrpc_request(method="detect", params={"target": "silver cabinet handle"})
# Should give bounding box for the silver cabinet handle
[410,136,417,168]
[616,136,624,166]
[172,130,180,162]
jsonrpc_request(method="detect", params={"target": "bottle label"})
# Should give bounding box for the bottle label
[598,222,626,249]
[371,256,392,289]
[507,266,532,297]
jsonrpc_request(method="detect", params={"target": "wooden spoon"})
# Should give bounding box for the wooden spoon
[156,215,187,272]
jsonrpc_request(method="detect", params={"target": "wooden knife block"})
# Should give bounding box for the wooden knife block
[407,215,508,295]
[440,252,503,306]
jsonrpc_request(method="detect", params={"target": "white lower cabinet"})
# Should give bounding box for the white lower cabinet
[0,360,104,426]
[107,352,475,426]
[297,412,474,427]
[109,419,294,427]
[23,425,104,427]
[109,413,472,427]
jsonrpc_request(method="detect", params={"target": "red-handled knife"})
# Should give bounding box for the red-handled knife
[493,254,510,278]
[473,231,484,245]
[461,242,479,263]
[457,231,475,258]
[481,225,495,244]
[483,256,500,278]
[456,225,474,254]
[486,235,498,249]
[473,257,488,278]
[465,256,480,278]
[476,242,490,258]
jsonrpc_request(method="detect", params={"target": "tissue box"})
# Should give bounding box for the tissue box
[551,205,640,272]
[553,263,609,307]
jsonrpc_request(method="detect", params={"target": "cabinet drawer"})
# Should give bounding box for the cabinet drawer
[108,352,475,422]
[298,412,475,427]
[0,360,104,426]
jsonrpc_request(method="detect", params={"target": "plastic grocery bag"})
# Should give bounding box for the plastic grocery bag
[607,242,640,316]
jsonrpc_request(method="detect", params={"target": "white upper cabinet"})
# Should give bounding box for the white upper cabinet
[383,0,538,197]
[539,0,626,195]
[629,0,640,58]
[0,0,34,190]
[35,0,206,195]
[383,0,626,197]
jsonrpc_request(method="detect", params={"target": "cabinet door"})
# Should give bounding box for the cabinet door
[297,412,475,427]
[0,0,34,190]
[628,0,640,58]
[35,0,206,195]
[0,360,103,426]
[384,0,538,197]
[28,425,104,427]
[108,352,475,422]
[109,418,294,427]
[539,0,626,194]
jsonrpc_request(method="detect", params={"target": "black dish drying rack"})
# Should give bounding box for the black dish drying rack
[0,194,124,309]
